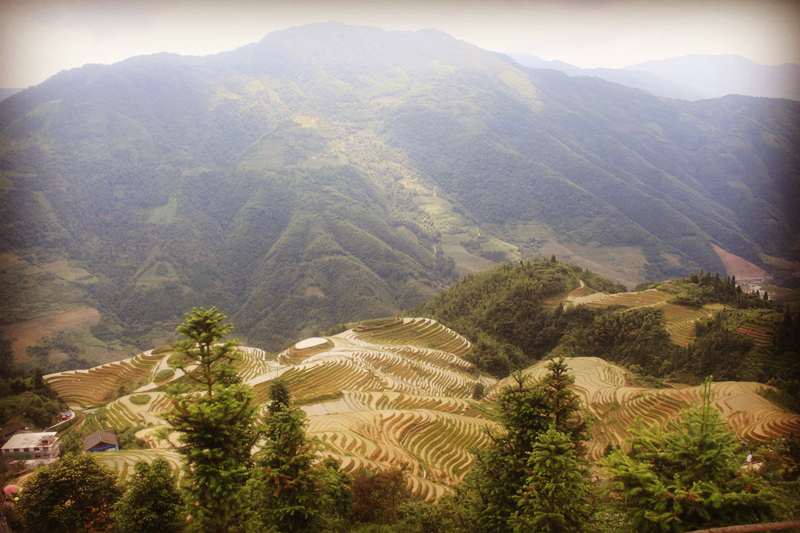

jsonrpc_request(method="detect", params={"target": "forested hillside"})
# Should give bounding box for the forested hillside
[415,259,800,406]
[1,22,798,366]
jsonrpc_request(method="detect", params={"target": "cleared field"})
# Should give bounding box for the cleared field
[712,244,768,280]
[2,307,101,362]
[538,243,644,290]
[39,260,94,282]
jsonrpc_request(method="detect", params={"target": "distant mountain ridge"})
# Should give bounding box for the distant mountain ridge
[0,88,23,102]
[1,22,798,360]
[509,53,800,101]
[507,53,710,101]
[627,54,800,100]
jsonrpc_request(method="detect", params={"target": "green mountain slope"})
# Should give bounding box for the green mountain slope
[1,22,798,361]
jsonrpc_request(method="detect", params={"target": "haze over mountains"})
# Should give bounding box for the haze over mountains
[1,22,798,360]
[509,53,800,101]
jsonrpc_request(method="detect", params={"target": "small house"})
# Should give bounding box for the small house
[82,430,119,453]
[1,432,59,459]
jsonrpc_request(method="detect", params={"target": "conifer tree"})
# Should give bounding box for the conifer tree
[512,428,591,533]
[164,307,261,533]
[465,358,588,533]
[602,377,784,532]
[112,458,185,533]
[245,381,329,532]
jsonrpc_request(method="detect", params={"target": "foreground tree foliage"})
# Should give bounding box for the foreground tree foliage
[164,307,261,533]
[602,378,786,532]
[246,380,324,532]
[111,458,185,533]
[16,453,123,533]
[464,358,589,533]
[351,464,412,525]
[511,428,592,533]
[246,380,353,532]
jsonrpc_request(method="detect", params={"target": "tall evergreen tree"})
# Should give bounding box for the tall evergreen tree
[511,428,591,533]
[164,307,261,533]
[465,358,588,533]
[245,381,329,532]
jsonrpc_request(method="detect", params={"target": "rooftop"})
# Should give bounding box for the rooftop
[2,432,57,450]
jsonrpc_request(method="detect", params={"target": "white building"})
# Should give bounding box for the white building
[1,432,59,460]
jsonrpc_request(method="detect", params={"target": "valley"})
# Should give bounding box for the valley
[1,23,798,366]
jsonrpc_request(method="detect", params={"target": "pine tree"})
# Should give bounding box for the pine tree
[245,381,329,532]
[601,377,785,532]
[164,307,261,533]
[511,428,591,533]
[111,458,185,533]
[171,306,241,396]
[465,358,588,533]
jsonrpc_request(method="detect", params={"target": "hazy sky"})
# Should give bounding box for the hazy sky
[2,0,799,88]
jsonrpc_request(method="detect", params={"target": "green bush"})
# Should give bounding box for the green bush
[154,369,175,382]
[128,394,151,405]
[152,345,173,356]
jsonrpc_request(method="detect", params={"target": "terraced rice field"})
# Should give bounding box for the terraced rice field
[43,319,800,499]
[735,322,774,346]
[308,408,497,500]
[578,289,672,309]
[94,450,184,483]
[350,318,472,359]
[555,286,723,347]
[663,305,715,346]
[45,318,495,499]
[495,357,800,460]
[44,349,166,407]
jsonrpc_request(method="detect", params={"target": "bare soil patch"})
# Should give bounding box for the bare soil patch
[441,243,496,276]
[0,252,22,268]
[712,244,768,279]
[304,286,326,298]
[39,260,92,281]
[0,307,100,361]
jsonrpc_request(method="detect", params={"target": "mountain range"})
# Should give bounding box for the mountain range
[508,53,800,101]
[0,22,798,361]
